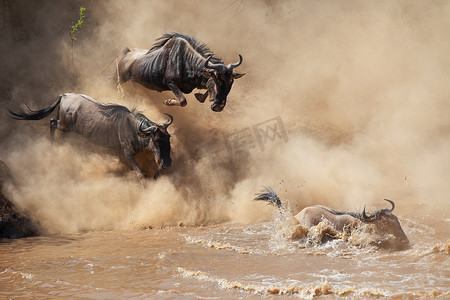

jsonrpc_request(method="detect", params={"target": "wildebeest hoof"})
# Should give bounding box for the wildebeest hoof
[194,93,207,103]
[164,99,178,106]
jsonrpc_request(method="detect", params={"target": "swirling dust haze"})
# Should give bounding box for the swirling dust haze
[0,0,449,234]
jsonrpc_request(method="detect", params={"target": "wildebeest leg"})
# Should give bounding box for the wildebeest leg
[50,119,58,140]
[194,91,208,103]
[153,161,159,179]
[164,83,187,107]
[49,105,62,140]
[50,119,68,140]
[122,150,144,178]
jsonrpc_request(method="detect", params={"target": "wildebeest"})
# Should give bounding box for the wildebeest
[254,187,409,250]
[7,93,173,179]
[118,33,245,112]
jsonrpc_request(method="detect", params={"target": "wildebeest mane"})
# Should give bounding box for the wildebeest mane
[100,104,132,118]
[317,206,392,221]
[99,105,158,128]
[150,33,222,64]
[315,206,362,219]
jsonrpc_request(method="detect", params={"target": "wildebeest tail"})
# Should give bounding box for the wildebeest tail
[254,186,282,209]
[7,95,62,120]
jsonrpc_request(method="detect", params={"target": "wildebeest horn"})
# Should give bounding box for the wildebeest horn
[361,205,371,221]
[227,54,243,70]
[162,113,173,128]
[384,199,395,212]
[205,55,227,73]
[138,120,157,134]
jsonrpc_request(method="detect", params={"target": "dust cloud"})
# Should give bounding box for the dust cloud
[1,0,449,234]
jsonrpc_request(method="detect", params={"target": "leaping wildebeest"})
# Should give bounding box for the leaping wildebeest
[7,93,173,179]
[118,33,245,112]
[254,187,409,250]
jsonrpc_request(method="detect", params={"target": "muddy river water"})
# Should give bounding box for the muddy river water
[1,213,448,299]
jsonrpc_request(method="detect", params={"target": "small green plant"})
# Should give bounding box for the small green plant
[70,7,86,44]
[69,7,86,87]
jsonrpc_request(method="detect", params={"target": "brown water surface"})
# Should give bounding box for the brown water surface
[1,215,448,299]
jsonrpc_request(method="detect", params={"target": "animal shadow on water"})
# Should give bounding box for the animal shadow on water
[7,93,174,180]
[254,187,410,251]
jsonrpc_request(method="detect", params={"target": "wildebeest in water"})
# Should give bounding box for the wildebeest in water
[7,93,173,179]
[254,187,409,250]
[118,33,245,112]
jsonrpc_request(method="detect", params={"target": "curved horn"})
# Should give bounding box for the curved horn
[162,113,173,128]
[361,205,371,221]
[138,120,157,134]
[384,199,395,212]
[205,55,227,73]
[227,54,243,70]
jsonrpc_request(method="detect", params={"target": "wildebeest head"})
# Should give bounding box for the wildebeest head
[203,55,245,112]
[138,113,173,170]
[359,199,409,250]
